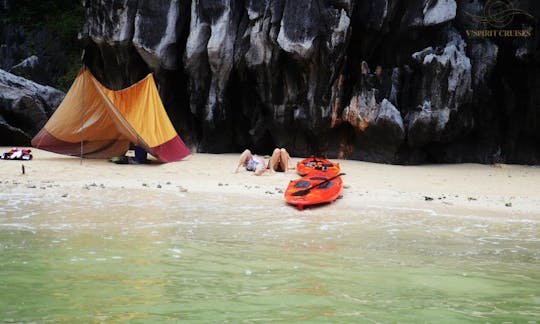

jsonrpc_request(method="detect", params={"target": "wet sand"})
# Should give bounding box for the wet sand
[1,147,539,218]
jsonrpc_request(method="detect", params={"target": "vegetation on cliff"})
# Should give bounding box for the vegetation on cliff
[0,0,84,91]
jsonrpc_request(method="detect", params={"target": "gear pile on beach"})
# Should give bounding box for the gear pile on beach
[1,148,33,160]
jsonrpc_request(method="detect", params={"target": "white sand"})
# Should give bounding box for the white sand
[1,147,539,217]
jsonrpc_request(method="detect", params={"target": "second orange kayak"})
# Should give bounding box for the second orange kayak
[296,157,340,176]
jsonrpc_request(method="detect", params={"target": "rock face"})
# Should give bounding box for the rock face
[0,18,80,88]
[0,69,64,146]
[14,0,540,163]
[406,28,472,148]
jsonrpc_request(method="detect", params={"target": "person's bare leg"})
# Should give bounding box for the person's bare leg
[279,148,290,172]
[235,149,252,173]
[268,148,282,172]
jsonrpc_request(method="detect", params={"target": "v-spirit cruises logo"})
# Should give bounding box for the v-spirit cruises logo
[465,0,535,38]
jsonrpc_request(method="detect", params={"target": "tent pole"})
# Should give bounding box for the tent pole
[80,63,85,165]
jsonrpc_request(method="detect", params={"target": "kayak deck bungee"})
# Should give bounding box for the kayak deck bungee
[296,157,340,176]
[285,171,343,210]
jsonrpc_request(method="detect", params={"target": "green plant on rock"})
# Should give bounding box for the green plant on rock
[2,0,85,90]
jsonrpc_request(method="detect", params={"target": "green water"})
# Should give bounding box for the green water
[1,188,539,323]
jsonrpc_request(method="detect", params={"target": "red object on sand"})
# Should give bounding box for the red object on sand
[284,171,343,210]
[296,157,340,176]
[1,148,33,160]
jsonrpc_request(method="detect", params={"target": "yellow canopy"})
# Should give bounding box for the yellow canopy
[32,69,190,162]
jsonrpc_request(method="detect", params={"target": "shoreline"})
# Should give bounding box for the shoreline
[1,147,539,218]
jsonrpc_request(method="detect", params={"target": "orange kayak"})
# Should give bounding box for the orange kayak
[285,171,343,210]
[296,157,340,176]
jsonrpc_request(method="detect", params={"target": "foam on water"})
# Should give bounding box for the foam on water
[1,187,539,322]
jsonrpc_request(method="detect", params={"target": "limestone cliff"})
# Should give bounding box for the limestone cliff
[3,0,539,164]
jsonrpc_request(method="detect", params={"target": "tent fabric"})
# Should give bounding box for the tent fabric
[32,69,190,162]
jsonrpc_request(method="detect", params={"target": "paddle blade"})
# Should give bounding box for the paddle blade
[290,173,345,197]
[291,188,310,196]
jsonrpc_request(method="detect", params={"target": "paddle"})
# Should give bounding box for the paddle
[291,173,345,196]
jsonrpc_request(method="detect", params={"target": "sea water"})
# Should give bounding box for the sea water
[0,188,539,323]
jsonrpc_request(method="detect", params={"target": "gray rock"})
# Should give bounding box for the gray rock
[184,0,239,128]
[277,0,323,59]
[83,0,137,43]
[333,61,405,162]
[8,55,50,86]
[423,0,457,26]
[469,39,498,90]
[9,55,39,72]
[406,28,472,147]
[0,69,64,145]
[0,69,64,112]
[133,0,182,70]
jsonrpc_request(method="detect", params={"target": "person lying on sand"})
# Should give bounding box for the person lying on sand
[235,148,292,175]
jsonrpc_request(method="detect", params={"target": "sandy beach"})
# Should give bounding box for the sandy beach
[1,147,539,218]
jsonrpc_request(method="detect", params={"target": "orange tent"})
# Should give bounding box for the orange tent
[32,69,190,162]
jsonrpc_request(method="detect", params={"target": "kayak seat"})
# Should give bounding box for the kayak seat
[294,180,311,188]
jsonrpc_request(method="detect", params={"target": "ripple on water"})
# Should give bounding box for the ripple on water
[0,190,539,322]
